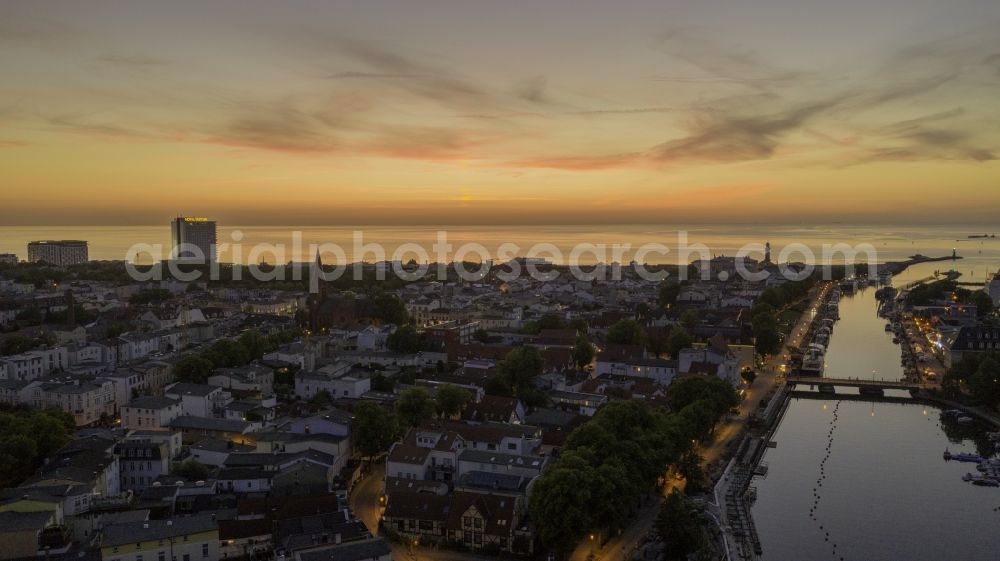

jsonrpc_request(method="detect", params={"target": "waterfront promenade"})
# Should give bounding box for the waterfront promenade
[572,282,832,561]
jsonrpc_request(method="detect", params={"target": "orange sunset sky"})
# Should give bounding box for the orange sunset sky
[2,0,999,225]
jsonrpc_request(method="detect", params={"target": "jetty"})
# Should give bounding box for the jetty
[881,254,962,276]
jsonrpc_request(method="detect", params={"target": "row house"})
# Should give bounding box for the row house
[115,439,170,492]
[0,379,36,405]
[0,346,68,381]
[116,332,160,363]
[100,514,219,561]
[355,325,395,351]
[594,356,678,385]
[67,342,113,369]
[131,360,173,394]
[31,378,116,426]
[208,365,274,397]
[169,416,255,445]
[105,368,148,411]
[405,297,441,326]
[425,320,480,347]
[188,438,256,467]
[121,396,182,430]
[164,382,232,417]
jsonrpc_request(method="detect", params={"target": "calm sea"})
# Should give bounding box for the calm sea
[1,224,999,271]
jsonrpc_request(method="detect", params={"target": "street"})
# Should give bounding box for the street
[349,461,385,536]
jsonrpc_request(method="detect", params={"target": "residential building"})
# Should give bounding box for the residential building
[462,395,526,424]
[383,491,451,541]
[0,510,57,560]
[294,538,392,561]
[987,270,1000,307]
[27,240,88,266]
[121,396,182,430]
[594,357,678,385]
[425,320,480,347]
[456,450,547,481]
[188,438,255,467]
[0,347,68,381]
[36,378,116,426]
[169,416,255,445]
[207,365,274,396]
[356,325,394,351]
[100,514,219,561]
[294,363,371,400]
[164,383,231,417]
[946,325,1000,367]
[117,332,161,363]
[115,440,170,492]
[678,346,741,386]
[447,492,523,553]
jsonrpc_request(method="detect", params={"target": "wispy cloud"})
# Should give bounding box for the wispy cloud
[499,153,641,171]
[571,107,677,116]
[650,101,836,163]
[47,114,150,139]
[96,54,170,68]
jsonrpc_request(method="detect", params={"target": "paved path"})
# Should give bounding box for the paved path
[349,461,385,536]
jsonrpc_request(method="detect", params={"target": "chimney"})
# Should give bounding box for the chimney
[335,533,342,545]
[166,520,172,526]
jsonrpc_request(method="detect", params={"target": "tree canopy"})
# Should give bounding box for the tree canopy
[387,325,422,354]
[657,490,707,560]
[0,408,75,487]
[173,356,216,384]
[529,388,737,556]
[666,326,695,358]
[172,459,210,481]
[353,401,399,459]
[434,385,472,418]
[572,336,595,369]
[496,346,545,398]
[395,387,435,427]
[606,319,647,346]
[372,293,409,325]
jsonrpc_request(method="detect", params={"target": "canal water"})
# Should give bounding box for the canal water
[822,285,903,382]
[752,399,1000,561]
[753,258,1000,561]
